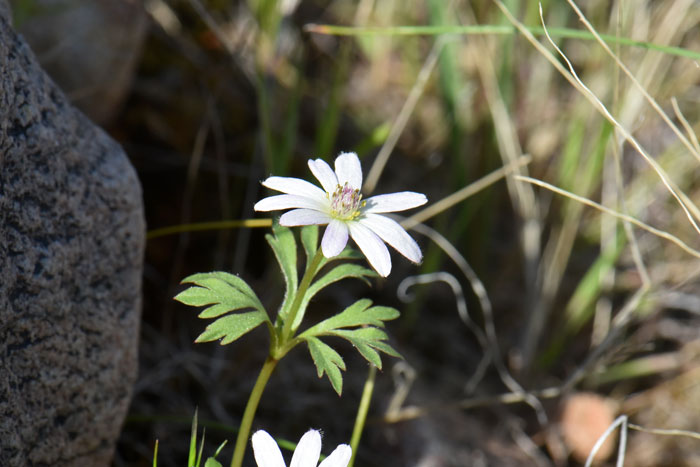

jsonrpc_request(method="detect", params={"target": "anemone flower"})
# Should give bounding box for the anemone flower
[254,152,427,277]
[252,429,351,467]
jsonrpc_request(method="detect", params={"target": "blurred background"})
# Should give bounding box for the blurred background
[11,0,700,465]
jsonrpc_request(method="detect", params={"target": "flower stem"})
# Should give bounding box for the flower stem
[279,247,325,345]
[230,356,278,467]
[348,364,377,467]
[229,248,325,467]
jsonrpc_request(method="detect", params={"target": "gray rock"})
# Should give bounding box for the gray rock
[0,9,145,467]
[0,0,9,22]
[11,0,148,124]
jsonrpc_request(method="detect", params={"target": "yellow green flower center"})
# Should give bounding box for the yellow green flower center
[329,183,365,220]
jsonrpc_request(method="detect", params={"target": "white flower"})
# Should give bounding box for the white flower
[252,429,351,467]
[254,152,427,277]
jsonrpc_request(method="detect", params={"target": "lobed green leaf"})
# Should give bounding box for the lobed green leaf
[305,336,346,395]
[175,272,265,319]
[291,264,376,331]
[300,299,399,337]
[301,225,319,270]
[329,327,401,369]
[266,223,298,320]
[195,311,268,345]
[300,300,401,377]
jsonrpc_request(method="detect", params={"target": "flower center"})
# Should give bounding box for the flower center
[329,183,365,220]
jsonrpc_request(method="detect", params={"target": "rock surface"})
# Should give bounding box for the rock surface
[11,0,148,124]
[0,7,145,467]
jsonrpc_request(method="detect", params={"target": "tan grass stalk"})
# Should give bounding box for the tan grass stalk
[566,0,700,164]
[516,175,700,259]
[401,154,532,229]
[494,0,700,239]
[363,36,445,194]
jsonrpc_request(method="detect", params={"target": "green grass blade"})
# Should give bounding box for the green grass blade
[188,408,198,467]
[304,24,700,61]
[152,440,159,467]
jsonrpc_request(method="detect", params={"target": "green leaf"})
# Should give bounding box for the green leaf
[188,408,198,467]
[203,440,227,467]
[212,440,228,459]
[306,336,346,395]
[175,272,265,318]
[196,311,268,345]
[300,300,401,371]
[301,299,399,337]
[291,264,376,331]
[364,339,402,359]
[266,223,298,320]
[301,225,319,269]
[196,431,205,467]
[329,328,401,370]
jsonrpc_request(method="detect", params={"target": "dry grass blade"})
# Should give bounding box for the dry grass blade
[493,0,700,239]
[401,155,532,229]
[516,175,700,259]
[672,97,700,156]
[584,415,628,467]
[628,424,700,441]
[363,36,445,194]
[405,221,548,426]
[565,0,700,165]
[397,272,491,393]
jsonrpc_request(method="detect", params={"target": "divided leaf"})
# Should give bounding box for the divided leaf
[266,222,298,320]
[306,336,346,395]
[175,272,269,345]
[291,263,376,331]
[300,299,401,394]
[301,299,399,336]
[329,328,401,369]
[176,272,265,318]
[195,311,269,345]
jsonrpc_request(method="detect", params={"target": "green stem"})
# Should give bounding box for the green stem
[279,248,325,345]
[146,219,272,240]
[230,356,279,467]
[348,365,377,467]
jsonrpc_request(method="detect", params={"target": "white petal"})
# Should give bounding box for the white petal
[348,221,391,277]
[290,430,322,467]
[321,219,349,257]
[360,214,422,263]
[364,192,427,213]
[280,209,332,226]
[318,444,352,467]
[252,430,287,467]
[262,176,327,200]
[308,158,338,193]
[254,194,327,212]
[334,152,362,189]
